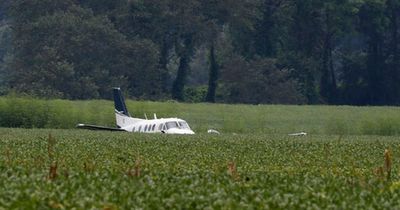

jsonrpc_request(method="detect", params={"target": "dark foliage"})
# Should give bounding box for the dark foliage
[0,0,399,105]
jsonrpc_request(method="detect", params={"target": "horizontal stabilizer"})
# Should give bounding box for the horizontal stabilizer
[76,124,126,132]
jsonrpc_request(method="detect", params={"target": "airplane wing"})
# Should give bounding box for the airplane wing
[76,124,126,132]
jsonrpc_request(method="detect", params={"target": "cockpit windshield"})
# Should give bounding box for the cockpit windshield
[178,121,190,129]
[165,121,179,129]
[165,121,191,130]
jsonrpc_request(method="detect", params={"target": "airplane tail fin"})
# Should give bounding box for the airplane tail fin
[113,88,139,128]
[113,88,130,117]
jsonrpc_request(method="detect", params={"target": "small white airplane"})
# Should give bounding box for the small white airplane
[77,88,195,135]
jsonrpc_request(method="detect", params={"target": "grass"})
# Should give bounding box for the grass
[1,128,400,209]
[1,98,400,208]
[1,96,400,135]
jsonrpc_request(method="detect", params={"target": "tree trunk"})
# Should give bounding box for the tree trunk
[172,35,193,101]
[320,11,337,103]
[159,36,170,93]
[366,36,384,105]
[205,43,219,103]
[320,34,331,102]
[389,1,399,104]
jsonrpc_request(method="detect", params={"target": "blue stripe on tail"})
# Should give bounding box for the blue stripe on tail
[113,88,130,116]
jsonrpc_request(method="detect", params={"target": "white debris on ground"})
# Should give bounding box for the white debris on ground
[207,129,221,135]
[288,132,307,136]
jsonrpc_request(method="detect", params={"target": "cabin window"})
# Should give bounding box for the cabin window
[178,121,190,129]
[166,121,179,129]
[132,127,135,132]
[158,124,163,131]
[152,124,156,131]
[138,126,142,132]
[144,125,148,131]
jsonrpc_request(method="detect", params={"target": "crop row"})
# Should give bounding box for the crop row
[1,128,400,209]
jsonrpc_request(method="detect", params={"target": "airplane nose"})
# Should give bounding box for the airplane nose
[186,130,195,135]
[166,128,195,135]
[179,130,195,135]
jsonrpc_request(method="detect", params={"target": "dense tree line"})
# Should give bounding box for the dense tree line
[0,0,399,105]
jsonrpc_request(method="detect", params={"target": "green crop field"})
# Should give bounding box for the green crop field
[1,130,400,209]
[1,98,400,209]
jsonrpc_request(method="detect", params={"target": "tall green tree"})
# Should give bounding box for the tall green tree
[117,0,204,99]
[0,23,11,94]
[168,0,207,101]
[202,0,260,102]
[358,0,388,104]
[318,0,357,103]
[253,0,289,58]
[8,0,159,99]
[277,0,322,104]
[385,0,400,104]
[205,43,218,102]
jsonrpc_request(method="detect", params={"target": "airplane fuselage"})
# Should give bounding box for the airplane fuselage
[119,117,195,135]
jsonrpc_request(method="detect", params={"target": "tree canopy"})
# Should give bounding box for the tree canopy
[0,0,399,105]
